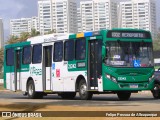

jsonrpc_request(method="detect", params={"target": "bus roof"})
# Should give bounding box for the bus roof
[69,29,151,39]
[27,33,73,44]
[5,28,151,48]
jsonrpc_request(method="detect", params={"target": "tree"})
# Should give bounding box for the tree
[6,29,40,45]
[6,35,19,44]
[19,32,30,42]
[30,29,40,37]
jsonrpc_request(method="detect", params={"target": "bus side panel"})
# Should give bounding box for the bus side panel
[52,62,64,91]
[4,48,14,90]
[30,64,43,91]
[21,72,30,91]
[63,70,87,92]
[65,61,88,91]
[5,68,15,91]
[6,72,11,90]
[52,62,87,92]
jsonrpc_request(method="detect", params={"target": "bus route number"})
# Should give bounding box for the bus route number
[112,32,120,38]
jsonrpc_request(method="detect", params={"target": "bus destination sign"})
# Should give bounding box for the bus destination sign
[107,31,151,39]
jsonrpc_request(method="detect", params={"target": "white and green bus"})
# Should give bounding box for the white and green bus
[4,29,155,100]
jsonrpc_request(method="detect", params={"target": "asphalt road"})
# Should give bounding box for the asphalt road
[0,91,160,111]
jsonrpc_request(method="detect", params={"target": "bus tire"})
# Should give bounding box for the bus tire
[151,84,160,99]
[27,80,43,99]
[79,80,93,100]
[117,92,131,101]
[59,92,76,99]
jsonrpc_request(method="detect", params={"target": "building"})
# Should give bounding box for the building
[38,0,52,34]
[10,17,39,37]
[79,0,117,32]
[118,0,157,39]
[30,17,40,32]
[77,8,82,33]
[0,18,4,48]
[38,0,77,34]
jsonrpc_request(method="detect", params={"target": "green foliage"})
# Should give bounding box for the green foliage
[6,35,19,44]
[6,29,40,45]
[19,32,30,42]
[30,29,40,37]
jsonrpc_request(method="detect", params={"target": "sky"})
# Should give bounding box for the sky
[0,0,159,41]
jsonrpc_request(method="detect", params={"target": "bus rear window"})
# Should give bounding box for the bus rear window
[23,46,32,64]
[6,48,14,66]
[32,44,42,64]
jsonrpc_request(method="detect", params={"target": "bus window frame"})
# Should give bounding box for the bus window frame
[64,39,75,61]
[22,45,32,65]
[6,48,15,66]
[32,44,42,64]
[53,41,63,62]
[75,38,86,60]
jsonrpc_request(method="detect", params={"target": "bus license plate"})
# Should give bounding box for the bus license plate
[130,84,138,88]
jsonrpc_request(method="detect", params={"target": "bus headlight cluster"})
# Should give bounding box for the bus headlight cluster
[106,74,117,83]
[149,75,154,82]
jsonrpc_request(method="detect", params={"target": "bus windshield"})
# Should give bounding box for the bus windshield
[105,41,154,67]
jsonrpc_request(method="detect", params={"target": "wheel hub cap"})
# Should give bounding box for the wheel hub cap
[28,84,33,95]
[81,84,87,95]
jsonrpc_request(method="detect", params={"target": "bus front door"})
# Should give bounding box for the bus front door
[43,46,52,91]
[14,50,22,91]
[88,40,102,90]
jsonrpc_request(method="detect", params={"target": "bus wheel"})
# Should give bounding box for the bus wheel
[59,92,76,99]
[79,80,93,100]
[151,84,160,99]
[117,92,131,100]
[27,80,43,99]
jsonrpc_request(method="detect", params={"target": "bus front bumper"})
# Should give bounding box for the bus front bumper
[103,78,154,91]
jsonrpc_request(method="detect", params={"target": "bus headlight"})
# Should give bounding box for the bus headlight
[149,75,154,82]
[106,74,117,83]
[111,76,117,83]
[106,74,111,79]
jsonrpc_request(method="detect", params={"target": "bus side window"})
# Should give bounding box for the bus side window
[54,41,63,62]
[32,44,42,64]
[23,46,32,64]
[64,40,74,61]
[6,48,14,66]
[75,38,86,60]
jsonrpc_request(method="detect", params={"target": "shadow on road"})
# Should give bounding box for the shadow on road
[0,92,157,102]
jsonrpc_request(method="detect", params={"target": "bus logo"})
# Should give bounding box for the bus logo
[68,64,76,69]
[30,67,42,76]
